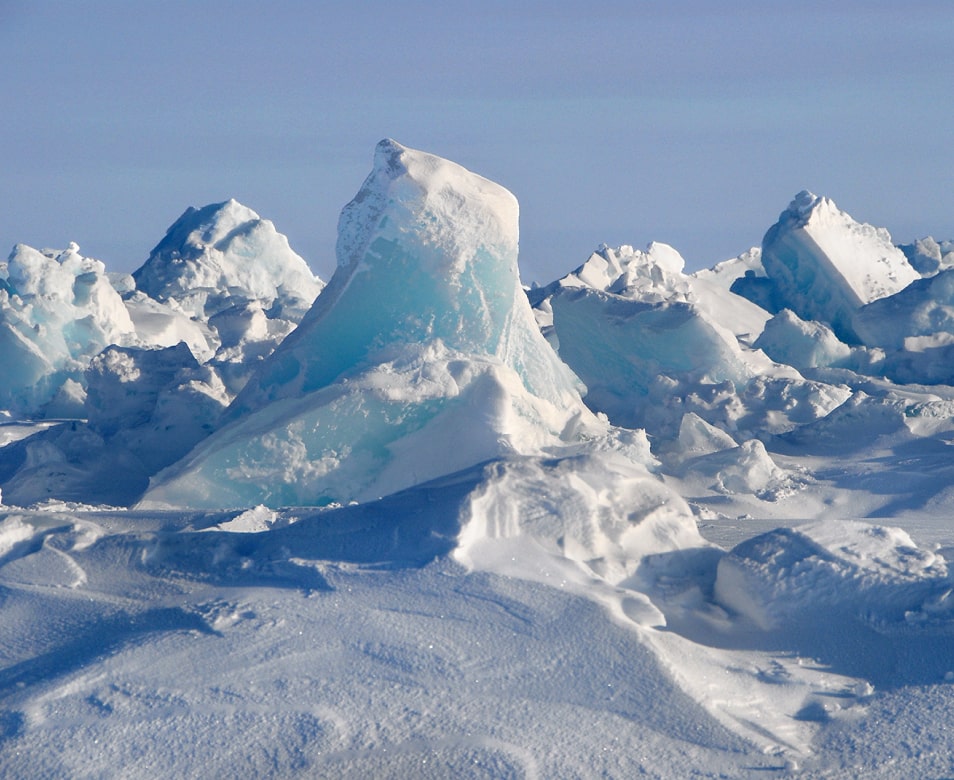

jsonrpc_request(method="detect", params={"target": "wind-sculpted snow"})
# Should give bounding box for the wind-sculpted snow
[141,140,598,508]
[456,446,706,586]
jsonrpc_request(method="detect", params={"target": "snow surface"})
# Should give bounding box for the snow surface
[4,142,954,777]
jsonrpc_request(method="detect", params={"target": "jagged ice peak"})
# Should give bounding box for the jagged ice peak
[141,139,593,507]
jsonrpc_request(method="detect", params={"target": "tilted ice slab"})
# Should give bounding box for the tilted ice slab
[548,287,755,431]
[759,191,918,342]
[141,140,601,508]
[133,199,324,322]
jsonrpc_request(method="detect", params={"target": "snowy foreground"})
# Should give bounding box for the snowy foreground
[4,143,954,777]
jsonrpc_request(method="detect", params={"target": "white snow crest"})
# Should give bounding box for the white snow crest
[336,139,519,277]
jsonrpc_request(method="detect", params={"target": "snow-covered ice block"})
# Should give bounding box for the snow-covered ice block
[754,309,852,370]
[133,199,324,321]
[547,288,753,430]
[0,243,136,415]
[141,140,600,508]
[760,191,918,342]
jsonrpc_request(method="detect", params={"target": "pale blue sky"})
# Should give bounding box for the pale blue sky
[3,1,952,283]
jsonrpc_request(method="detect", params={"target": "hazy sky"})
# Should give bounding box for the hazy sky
[3,1,952,283]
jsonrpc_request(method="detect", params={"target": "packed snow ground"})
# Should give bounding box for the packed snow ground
[3,141,954,777]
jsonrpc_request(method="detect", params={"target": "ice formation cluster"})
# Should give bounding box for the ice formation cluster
[5,140,954,776]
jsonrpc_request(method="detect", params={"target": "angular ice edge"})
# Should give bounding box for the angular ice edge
[548,288,753,430]
[140,140,597,508]
[760,191,919,343]
[133,199,324,321]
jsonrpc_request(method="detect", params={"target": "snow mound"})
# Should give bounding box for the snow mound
[715,521,950,630]
[141,140,599,508]
[685,439,788,498]
[456,449,706,586]
[132,199,324,321]
[854,268,954,351]
[757,191,918,342]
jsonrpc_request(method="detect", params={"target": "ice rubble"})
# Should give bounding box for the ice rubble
[141,140,632,510]
[0,200,323,420]
[6,141,954,773]
[133,199,323,322]
[0,242,135,416]
[0,200,324,502]
[528,235,850,506]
